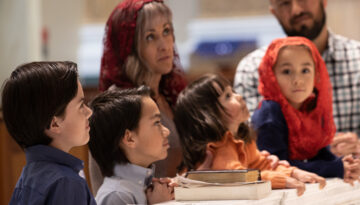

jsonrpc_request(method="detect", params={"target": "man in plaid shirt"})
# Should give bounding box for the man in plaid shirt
[234,0,360,156]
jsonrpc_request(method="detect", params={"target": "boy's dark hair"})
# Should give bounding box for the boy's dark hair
[88,86,151,177]
[1,61,78,149]
[174,74,256,170]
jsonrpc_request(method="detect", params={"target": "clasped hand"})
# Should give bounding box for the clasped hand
[146,177,176,204]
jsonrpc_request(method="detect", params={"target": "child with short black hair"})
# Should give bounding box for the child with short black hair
[2,61,95,204]
[174,74,326,196]
[252,36,360,184]
[88,86,173,205]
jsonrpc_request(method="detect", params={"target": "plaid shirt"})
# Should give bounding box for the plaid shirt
[234,31,360,135]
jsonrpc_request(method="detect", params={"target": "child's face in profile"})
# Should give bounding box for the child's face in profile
[53,81,93,152]
[217,84,250,133]
[273,46,315,109]
[139,14,174,76]
[132,97,170,167]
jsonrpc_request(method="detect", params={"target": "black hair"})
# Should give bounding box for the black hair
[1,61,78,149]
[174,74,255,170]
[88,86,151,177]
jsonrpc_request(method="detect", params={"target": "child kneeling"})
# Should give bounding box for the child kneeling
[88,86,173,205]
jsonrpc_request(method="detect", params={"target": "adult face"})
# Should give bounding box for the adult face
[270,0,327,40]
[139,14,174,76]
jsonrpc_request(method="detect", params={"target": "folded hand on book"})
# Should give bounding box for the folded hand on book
[292,168,326,188]
[285,176,305,196]
[286,168,326,196]
[146,178,174,204]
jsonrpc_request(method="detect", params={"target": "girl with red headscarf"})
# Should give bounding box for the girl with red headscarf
[90,0,187,196]
[252,37,360,184]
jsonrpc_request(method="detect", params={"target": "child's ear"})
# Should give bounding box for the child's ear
[121,129,137,148]
[44,116,62,136]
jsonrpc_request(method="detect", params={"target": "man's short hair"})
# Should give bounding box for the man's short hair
[88,86,151,177]
[1,61,78,149]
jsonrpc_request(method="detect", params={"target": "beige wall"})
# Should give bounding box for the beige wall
[83,0,118,23]
[167,0,199,43]
[41,0,83,61]
[0,0,84,105]
[0,0,42,106]
[1,0,360,101]
[199,0,269,17]
[197,0,360,41]
[327,0,360,41]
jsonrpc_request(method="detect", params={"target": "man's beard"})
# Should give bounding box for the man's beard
[280,5,326,40]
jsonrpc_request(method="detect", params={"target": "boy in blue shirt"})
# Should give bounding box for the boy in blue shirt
[2,61,96,205]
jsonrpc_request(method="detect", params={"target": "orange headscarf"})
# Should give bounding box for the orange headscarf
[258,37,336,160]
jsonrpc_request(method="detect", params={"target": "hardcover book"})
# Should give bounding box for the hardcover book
[174,175,271,201]
[185,169,260,183]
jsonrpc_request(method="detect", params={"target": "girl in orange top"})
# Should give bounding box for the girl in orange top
[174,74,325,195]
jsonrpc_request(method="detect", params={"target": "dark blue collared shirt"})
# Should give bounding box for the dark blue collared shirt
[9,145,96,205]
[252,100,344,178]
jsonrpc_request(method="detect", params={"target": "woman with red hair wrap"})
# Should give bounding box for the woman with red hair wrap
[252,37,360,184]
[90,0,187,195]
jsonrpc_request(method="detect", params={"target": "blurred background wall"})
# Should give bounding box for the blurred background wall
[0,0,360,204]
[1,0,360,92]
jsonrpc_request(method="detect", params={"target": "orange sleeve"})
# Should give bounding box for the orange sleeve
[244,141,272,170]
[274,164,295,177]
[244,141,295,174]
[261,170,288,189]
[206,133,295,189]
[208,140,247,170]
[209,141,290,189]
[207,132,248,170]
[244,140,296,189]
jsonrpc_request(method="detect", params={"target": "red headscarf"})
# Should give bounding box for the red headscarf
[258,37,335,160]
[99,0,186,107]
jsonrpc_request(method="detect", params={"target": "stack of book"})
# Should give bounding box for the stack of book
[174,169,271,201]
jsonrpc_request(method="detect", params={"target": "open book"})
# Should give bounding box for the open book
[174,175,271,201]
[185,169,260,183]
